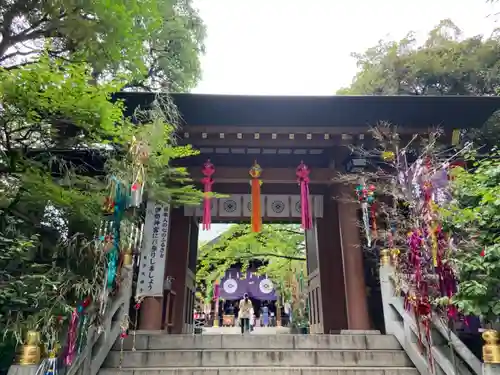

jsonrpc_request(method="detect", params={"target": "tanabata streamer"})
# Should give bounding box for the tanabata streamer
[386,149,465,370]
[249,162,263,233]
[213,280,220,300]
[355,183,376,246]
[63,309,78,366]
[201,160,215,231]
[108,177,125,289]
[296,161,312,230]
[129,136,148,208]
[98,176,127,319]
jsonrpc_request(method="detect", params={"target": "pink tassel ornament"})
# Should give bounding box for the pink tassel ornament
[201,160,215,231]
[296,161,313,230]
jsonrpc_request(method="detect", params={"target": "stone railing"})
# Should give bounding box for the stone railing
[379,252,500,375]
[7,265,134,375]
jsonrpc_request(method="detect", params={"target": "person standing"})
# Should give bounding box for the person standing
[238,293,253,334]
[261,302,269,327]
[284,301,292,326]
[227,303,236,326]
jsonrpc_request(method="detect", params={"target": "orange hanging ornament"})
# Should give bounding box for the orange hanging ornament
[249,161,263,233]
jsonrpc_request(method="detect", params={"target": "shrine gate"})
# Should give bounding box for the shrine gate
[119,93,500,334]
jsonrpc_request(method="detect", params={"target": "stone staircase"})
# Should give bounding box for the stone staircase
[99,333,418,375]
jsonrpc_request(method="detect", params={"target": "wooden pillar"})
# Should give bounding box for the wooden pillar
[139,297,163,330]
[337,184,371,330]
[316,187,348,333]
[184,220,199,333]
[163,208,191,334]
[305,215,322,333]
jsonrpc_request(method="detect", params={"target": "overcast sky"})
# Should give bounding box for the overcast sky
[194,0,499,243]
[193,0,499,96]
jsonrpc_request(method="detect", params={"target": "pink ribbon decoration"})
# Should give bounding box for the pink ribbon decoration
[64,308,79,366]
[201,159,215,231]
[296,161,313,230]
[213,280,220,300]
[408,230,423,285]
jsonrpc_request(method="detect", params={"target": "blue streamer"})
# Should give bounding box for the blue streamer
[106,178,124,289]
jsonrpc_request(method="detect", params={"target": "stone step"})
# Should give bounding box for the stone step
[116,334,402,351]
[104,349,412,368]
[98,366,419,375]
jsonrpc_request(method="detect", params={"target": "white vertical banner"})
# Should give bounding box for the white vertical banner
[136,200,171,297]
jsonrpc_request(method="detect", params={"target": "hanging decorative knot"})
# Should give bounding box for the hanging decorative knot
[296,161,313,230]
[355,183,376,204]
[201,159,215,231]
[355,183,376,246]
[249,161,263,233]
[131,297,144,351]
[120,325,129,339]
[118,315,130,369]
[381,150,395,162]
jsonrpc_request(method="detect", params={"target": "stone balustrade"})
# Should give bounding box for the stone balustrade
[7,266,134,375]
[379,256,500,375]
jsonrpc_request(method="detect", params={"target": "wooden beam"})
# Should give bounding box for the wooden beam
[181,126,354,134]
[179,138,337,148]
[180,125,436,135]
[188,167,336,184]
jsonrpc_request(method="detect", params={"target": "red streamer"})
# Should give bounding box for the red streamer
[370,202,378,240]
[64,308,79,365]
[201,160,215,231]
[296,161,312,230]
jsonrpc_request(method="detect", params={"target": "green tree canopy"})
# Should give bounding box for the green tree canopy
[197,224,306,301]
[441,152,500,322]
[338,19,500,96]
[0,55,202,371]
[0,0,205,91]
[338,19,500,147]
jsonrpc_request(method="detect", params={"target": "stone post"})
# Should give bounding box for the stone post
[483,330,500,375]
[379,249,400,335]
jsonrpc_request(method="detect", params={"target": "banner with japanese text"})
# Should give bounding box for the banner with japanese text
[136,200,171,297]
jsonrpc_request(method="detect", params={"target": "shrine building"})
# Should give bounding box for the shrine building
[117,93,500,334]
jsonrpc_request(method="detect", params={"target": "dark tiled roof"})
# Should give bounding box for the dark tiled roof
[113,93,500,129]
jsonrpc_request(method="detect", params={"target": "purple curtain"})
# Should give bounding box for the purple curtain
[219,268,277,301]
